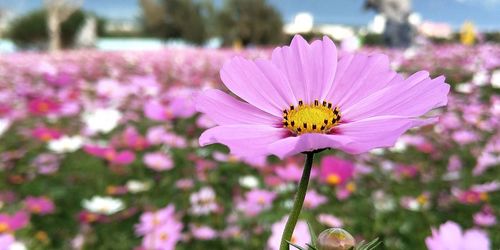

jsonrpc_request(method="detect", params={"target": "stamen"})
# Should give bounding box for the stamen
[282,100,341,135]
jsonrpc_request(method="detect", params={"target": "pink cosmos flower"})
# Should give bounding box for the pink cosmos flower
[317,214,344,228]
[27,98,60,116]
[237,189,276,216]
[190,224,218,240]
[84,145,136,166]
[473,206,497,227]
[143,152,173,171]
[425,221,490,250]
[267,216,310,250]
[31,127,63,142]
[135,205,182,250]
[0,234,15,250]
[197,35,449,159]
[319,156,354,186]
[135,205,176,236]
[24,196,55,215]
[0,211,29,233]
[141,222,182,250]
[304,189,327,209]
[119,127,149,151]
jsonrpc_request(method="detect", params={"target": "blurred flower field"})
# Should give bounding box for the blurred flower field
[0,43,499,249]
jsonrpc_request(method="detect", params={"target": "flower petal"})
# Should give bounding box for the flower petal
[220,57,295,117]
[271,35,338,103]
[268,133,353,159]
[342,73,450,121]
[335,115,436,154]
[196,89,278,125]
[199,125,285,157]
[325,53,399,108]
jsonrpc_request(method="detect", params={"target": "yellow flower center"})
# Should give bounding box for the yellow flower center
[0,222,9,233]
[283,100,341,135]
[326,174,341,185]
[160,232,169,241]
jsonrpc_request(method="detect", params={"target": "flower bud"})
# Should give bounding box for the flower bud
[318,228,356,250]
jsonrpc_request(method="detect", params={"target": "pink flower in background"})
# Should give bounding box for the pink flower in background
[304,189,327,209]
[197,35,449,158]
[28,98,60,115]
[144,100,174,121]
[141,222,182,250]
[0,234,15,250]
[317,214,344,228]
[135,205,176,235]
[267,216,310,250]
[190,224,218,240]
[120,127,149,151]
[320,156,354,186]
[143,152,173,171]
[24,196,55,215]
[274,162,305,181]
[0,211,29,233]
[425,221,490,250]
[136,205,182,250]
[473,206,497,227]
[237,189,276,216]
[394,164,419,179]
[84,145,136,166]
[32,153,61,174]
[32,127,62,142]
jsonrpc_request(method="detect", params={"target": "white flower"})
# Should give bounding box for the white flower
[48,135,84,153]
[472,70,489,86]
[0,119,10,137]
[82,196,125,215]
[190,187,217,215]
[456,83,473,93]
[83,108,122,134]
[491,69,500,88]
[9,242,27,250]
[126,180,151,193]
[239,175,259,189]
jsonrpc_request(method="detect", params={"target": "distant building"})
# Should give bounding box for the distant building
[283,12,357,41]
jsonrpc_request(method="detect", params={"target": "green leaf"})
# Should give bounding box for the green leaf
[306,243,318,250]
[287,240,307,250]
[356,238,381,250]
[307,221,318,248]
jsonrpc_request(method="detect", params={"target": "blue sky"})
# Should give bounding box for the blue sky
[2,0,500,30]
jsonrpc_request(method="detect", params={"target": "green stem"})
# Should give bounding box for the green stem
[279,152,315,250]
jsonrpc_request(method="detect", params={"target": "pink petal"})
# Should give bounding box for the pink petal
[220,57,296,117]
[336,116,436,154]
[343,72,449,121]
[325,53,398,108]
[144,100,168,121]
[271,35,338,103]
[268,133,353,159]
[463,229,490,250]
[196,89,279,125]
[199,125,285,157]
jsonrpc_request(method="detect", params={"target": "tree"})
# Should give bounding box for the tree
[216,0,284,46]
[9,9,101,50]
[44,0,82,52]
[140,0,210,44]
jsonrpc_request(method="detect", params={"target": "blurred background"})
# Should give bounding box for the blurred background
[0,0,499,52]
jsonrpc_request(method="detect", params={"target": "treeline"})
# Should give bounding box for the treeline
[7,0,285,49]
[139,0,284,46]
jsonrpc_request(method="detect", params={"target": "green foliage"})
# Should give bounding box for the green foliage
[8,9,104,49]
[216,0,284,46]
[140,0,209,44]
[362,33,384,46]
